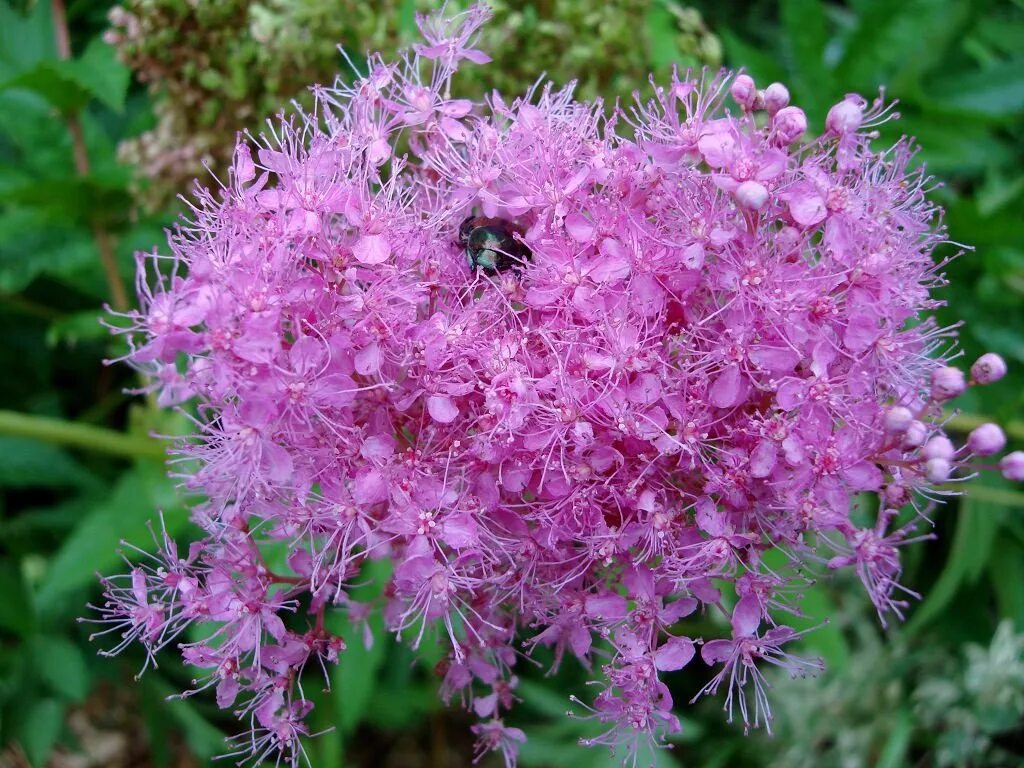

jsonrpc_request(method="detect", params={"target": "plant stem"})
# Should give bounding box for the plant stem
[0,410,166,461]
[51,0,131,313]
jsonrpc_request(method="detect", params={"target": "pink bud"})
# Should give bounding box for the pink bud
[772,106,807,145]
[884,484,909,507]
[826,95,865,135]
[925,458,952,484]
[970,353,1007,385]
[967,423,1006,456]
[1001,451,1024,482]
[922,435,955,461]
[931,366,966,401]
[903,420,927,448]
[735,180,769,211]
[883,406,914,434]
[730,74,757,111]
[763,83,790,115]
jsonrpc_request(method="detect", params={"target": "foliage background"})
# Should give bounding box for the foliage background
[0,0,1021,766]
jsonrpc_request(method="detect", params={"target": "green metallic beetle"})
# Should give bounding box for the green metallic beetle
[458,215,532,274]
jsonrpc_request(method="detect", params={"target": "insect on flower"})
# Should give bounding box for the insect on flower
[458,215,532,274]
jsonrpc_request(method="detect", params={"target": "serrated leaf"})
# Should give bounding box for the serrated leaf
[71,38,130,114]
[0,59,92,114]
[33,634,90,701]
[0,208,98,294]
[0,37,130,116]
[35,461,188,612]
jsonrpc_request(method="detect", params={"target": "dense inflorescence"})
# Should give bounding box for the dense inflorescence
[93,6,1021,766]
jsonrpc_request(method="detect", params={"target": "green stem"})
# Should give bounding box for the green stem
[0,410,166,461]
[947,412,1024,442]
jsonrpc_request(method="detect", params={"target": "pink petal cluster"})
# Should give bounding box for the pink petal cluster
[93,5,1020,765]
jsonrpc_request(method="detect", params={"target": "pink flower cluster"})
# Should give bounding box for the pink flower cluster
[93,5,1022,766]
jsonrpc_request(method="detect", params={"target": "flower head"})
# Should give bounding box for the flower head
[96,5,1020,765]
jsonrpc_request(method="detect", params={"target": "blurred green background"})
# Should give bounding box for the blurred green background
[0,0,1022,766]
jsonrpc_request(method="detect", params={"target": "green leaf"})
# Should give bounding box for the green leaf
[989,537,1024,628]
[0,436,96,488]
[398,0,418,38]
[0,37,131,116]
[327,558,391,734]
[837,0,970,96]
[718,28,787,85]
[646,2,685,75]
[0,208,98,294]
[45,309,109,347]
[0,559,36,636]
[780,0,831,113]
[0,59,92,114]
[11,697,64,768]
[0,0,54,80]
[927,57,1024,118]
[73,39,130,113]
[908,475,1009,632]
[142,675,226,759]
[35,461,188,612]
[32,634,90,701]
[876,708,912,768]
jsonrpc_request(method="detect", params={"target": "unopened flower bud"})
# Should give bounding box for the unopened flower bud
[970,353,1007,385]
[925,458,952,484]
[763,83,790,115]
[922,435,955,461]
[772,106,806,144]
[1001,451,1024,482]
[931,366,966,401]
[967,423,1006,456]
[826,95,865,135]
[884,406,914,434]
[884,484,909,506]
[735,180,769,211]
[730,74,757,111]
[903,420,927,448]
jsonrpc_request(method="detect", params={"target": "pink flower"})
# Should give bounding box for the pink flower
[93,5,1021,765]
